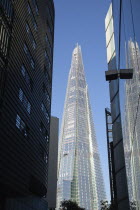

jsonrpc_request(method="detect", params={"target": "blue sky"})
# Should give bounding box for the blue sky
[52,0,111,200]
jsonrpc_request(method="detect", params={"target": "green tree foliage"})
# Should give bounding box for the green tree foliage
[60,200,85,210]
[100,200,117,210]
[130,201,136,210]
[100,200,110,210]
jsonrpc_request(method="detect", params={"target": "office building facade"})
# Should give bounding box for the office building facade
[57,45,106,210]
[105,1,140,209]
[0,0,55,209]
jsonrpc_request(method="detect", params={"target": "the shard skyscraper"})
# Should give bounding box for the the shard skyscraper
[57,45,106,210]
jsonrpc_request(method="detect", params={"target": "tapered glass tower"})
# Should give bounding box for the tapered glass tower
[57,45,106,210]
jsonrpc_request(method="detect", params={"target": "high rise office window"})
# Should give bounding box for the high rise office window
[31,59,35,69]
[45,51,51,71]
[32,0,39,15]
[39,143,48,163]
[33,20,37,31]
[47,20,52,35]
[44,132,49,142]
[16,114,28,137]
[47,6,52,22]
[45,34,52,55]
[40,122,46,134]
[40,122,49,142]
[44,154,48,163]
[41,103,50,123]
[45,50,49,62]
[46,7,50,20]
[21,65,33,90]
[47,2,54,19]
[27,2,38,31]
[26,23,30,33]
[44,66,51,82]
[45,77,51,94]
[26,23,36,49]
[21,65,32,89]
[46,94,50,106]
[35,5,39,15]
[43,83,51,105]
[0,19,10,58]
[27,2,31,14]
[24,43,28,54]
[24,43,35,69]
[46,6,53,36]
[19,88,31,114]
[45,34,48,43]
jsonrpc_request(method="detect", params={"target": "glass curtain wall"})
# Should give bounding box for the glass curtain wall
[112,0,140,209]
[57,45,106,210]
[105,3,130,209]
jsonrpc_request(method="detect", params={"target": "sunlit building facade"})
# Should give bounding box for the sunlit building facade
[57,45,106,210]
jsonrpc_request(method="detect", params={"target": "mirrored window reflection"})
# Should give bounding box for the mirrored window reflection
[32,0,39,15]
[24,43,35,69]
[19,88,31,114]
[0,19,10,58]
[27,2,38,31]
[16,114,28,137]
[45,50,51,70]
[115,0,140,206]
[40,122,49,142]
[43,83,51,106]
[21,65,33,90]
[41,103,50,123]
[26,23,36,49]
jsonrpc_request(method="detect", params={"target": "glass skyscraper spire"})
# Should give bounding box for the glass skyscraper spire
[57,45,106,210]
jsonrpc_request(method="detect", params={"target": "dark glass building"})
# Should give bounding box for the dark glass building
[0,0,55,209]
[105,1,140,209]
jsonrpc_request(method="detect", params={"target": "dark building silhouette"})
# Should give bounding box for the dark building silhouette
[47,116,59,210]
[0,0,55,209]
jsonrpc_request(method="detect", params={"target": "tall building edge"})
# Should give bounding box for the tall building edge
[0,0,55,209]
